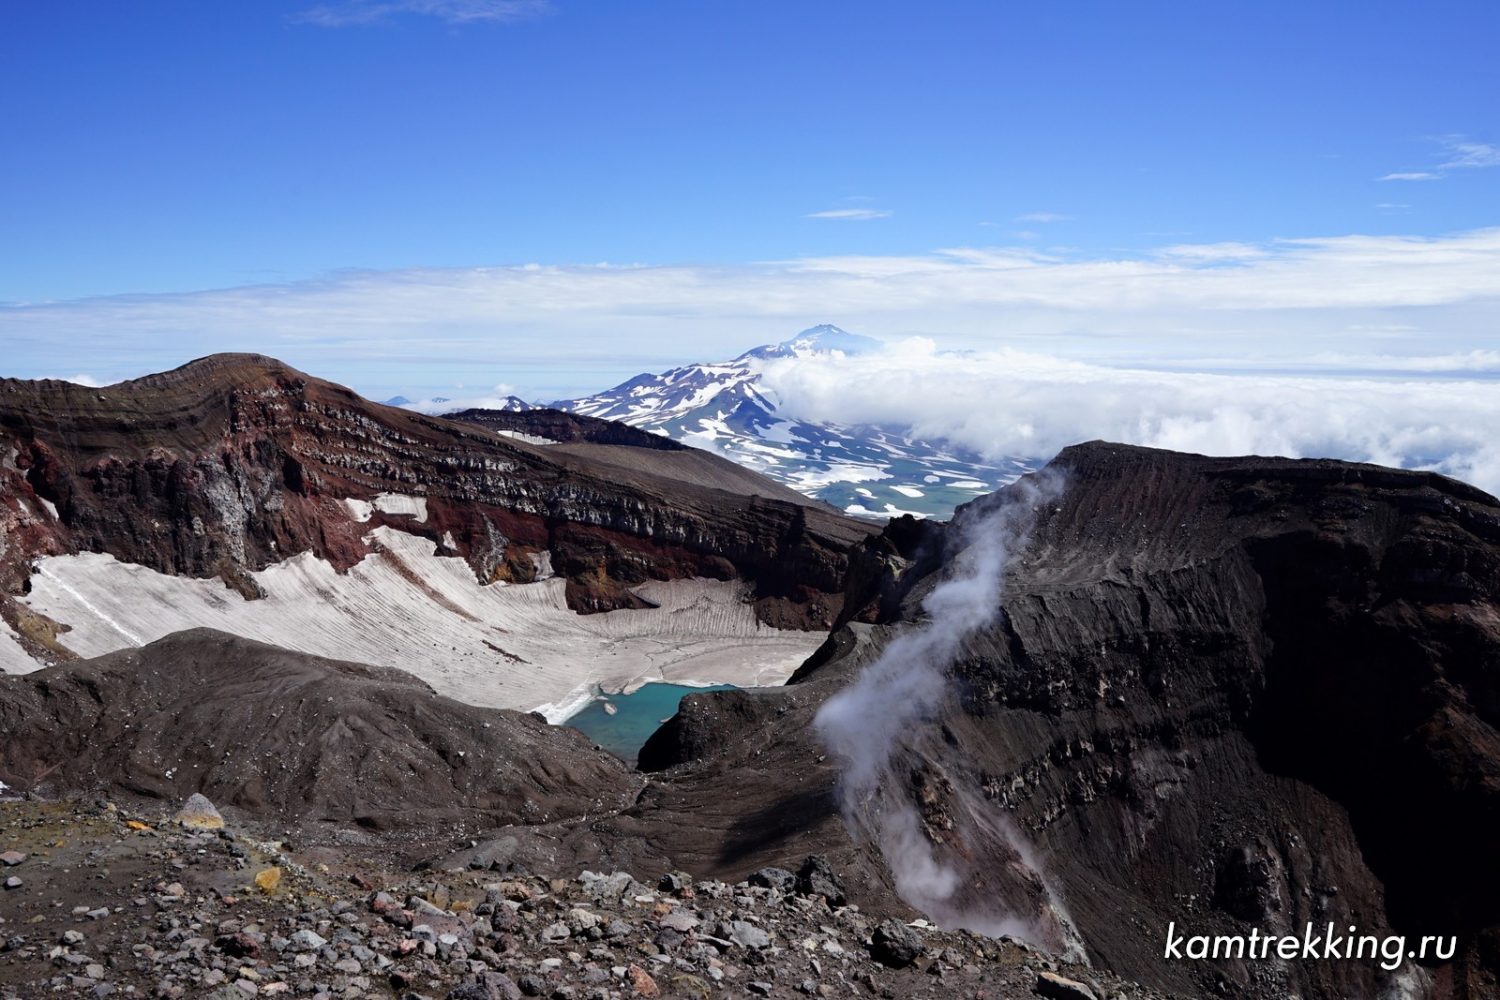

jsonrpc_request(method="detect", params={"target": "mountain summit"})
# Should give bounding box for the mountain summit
[556,326,1033,518]
[736,324,883,361]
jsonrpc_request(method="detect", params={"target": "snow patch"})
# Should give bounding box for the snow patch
[19,530,819,714]
[785,463,891,490]
[343,498,374,522]
[845,502,927,519]
[35,563,144,646]
[0,617,36,675]
[374,493,428,522]
[890,485,926,498]
[496,430,556,446]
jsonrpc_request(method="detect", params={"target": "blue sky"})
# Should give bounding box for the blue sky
[1,0,1498,421]
[4,1,1497,302]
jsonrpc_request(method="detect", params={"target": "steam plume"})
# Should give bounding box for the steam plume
[814,472,1068,941]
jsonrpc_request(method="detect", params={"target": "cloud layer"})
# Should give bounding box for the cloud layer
[757,341,1500,496]
[6,227,1500,383]
[3,227,1498,484]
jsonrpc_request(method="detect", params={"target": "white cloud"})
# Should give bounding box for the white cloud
[295,0,550,27]
[400,382,529,413]
[806,208,893,221]
[755,343,1500,496]
[1014,212,1073,224]
[1438,139,1500,171]
[3,227,1500,401]
[1155,241,1270,262]
[34,374,107,387]
[1379,135,1500,181]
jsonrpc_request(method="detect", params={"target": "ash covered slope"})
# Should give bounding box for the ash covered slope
[447,405,827,506]
[0,628,637,831]
[517,442,1500,1000]
[0,354,873,664]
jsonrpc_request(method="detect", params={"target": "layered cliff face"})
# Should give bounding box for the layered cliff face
[0,356,872,667]
[531,442,1500,1000]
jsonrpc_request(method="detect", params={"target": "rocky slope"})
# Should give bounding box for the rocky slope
[478,442,1500,1000]
[0,355,873,667]
[0,795,1159,1000]
[6,433,1497,999]
[0,629,636,832]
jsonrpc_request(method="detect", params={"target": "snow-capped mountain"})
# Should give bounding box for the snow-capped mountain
[554,325,1035,519]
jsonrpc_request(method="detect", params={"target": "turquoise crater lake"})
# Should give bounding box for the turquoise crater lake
[564,683,735,764]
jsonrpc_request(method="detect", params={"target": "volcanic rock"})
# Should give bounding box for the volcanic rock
[1035,971,1099,1000]
[869,918,923,968]
[0,629,634,828]
[747,866,796,891]
[796,855,848,907]
[482,442,1500,1000]
[0,354,873,665]
[173,792,225,830]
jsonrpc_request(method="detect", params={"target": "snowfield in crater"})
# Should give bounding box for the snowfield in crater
[2,525,819,721]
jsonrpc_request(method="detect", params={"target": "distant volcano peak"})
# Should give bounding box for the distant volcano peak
[737,324,882,361]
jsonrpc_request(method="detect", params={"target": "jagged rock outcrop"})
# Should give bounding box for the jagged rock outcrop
[0,629,638,830]
[497,442,1500,1000]
[0,355,872,661]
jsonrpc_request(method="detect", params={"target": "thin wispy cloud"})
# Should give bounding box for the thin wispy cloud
[1439,139,1500,170]
[806,208,893,221]
[295,0,551,27]
[1014,212,1073,223]
[1379,135,1500,181]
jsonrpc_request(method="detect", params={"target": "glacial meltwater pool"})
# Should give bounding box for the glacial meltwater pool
[564,682,736,764]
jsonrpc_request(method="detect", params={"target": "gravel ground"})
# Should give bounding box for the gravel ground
[0,795,1188,1000]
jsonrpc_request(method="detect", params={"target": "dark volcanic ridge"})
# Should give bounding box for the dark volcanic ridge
[0,354,873,666]
[484,442,1500,1000]
[0,629,638,833]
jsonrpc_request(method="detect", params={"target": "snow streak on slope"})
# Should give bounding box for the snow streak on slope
[8,527,819,720]
[0,618,30,675]
[555,325,1035,519]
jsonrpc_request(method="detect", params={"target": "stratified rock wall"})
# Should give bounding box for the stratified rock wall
[0,356,871,650]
